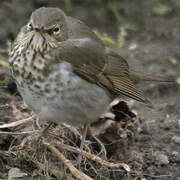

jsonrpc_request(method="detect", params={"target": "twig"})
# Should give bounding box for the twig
[43,141,93,180]
[62,123,81,137]
[144,174,172,178]
[56,141,130,179]
[92,135,107,159]
[0,130,39,135]
[0,115,35,128]
[0,104,10,109]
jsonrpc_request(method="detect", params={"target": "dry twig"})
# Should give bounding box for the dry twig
[92,135,107,159]
[0,130,39,135]
[0,115,35,128]
[43,141,93,180]
[44,140,131,179]
[58,141,130,171]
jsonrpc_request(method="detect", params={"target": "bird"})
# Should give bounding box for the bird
[8,7,173,164]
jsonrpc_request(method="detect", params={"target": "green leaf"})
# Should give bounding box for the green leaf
[152,4,171,15]
[0,60,10,69]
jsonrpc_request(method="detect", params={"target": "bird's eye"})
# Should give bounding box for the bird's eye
[53,26,60,33]
[28,23,33,30]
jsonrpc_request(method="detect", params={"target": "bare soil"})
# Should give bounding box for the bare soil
[0,1,180,180]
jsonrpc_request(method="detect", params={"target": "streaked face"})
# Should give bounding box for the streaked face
[18,7,68,52]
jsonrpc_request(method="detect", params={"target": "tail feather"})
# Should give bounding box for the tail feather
[130,71,176,83]
[109,75,153,108]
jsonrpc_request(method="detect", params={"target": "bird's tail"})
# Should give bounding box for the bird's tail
[130,71,176,83]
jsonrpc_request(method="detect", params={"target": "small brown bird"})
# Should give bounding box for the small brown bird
[8,7,172,163]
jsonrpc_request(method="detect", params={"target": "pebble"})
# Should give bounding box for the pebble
[171,136,180,144]
[8,168,27,179]
[172,151,179,157]
[155,154,169,165]
[131,151,144,164]
[172,151,180,162]
[178,119,180,129]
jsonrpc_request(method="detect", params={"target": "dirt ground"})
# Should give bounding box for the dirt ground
[0,0,180,180]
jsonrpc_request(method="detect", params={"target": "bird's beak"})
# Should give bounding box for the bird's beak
[32,24,46,42]
[34,24,43,32]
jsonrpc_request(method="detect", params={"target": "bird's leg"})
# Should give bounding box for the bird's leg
[37,122,53,142]
[76,123,89,165]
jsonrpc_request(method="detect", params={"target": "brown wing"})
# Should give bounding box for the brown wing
[66,16,104,45]
[53,38,152,106]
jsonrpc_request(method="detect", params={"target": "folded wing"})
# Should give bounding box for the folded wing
[52,38,152,106]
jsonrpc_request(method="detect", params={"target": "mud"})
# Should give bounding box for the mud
[0,1,179,179]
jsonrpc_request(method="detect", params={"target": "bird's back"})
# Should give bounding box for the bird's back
[66,16,103,44]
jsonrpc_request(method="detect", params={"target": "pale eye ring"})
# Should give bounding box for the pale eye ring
[28,23,33,30]
[53,26,60,33]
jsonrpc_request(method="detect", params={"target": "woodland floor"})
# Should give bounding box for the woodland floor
[0,1,180,180]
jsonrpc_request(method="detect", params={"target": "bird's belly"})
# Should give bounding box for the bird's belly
[16,61,111,126]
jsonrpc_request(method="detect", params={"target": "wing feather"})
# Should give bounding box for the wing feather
[52,38,151,106]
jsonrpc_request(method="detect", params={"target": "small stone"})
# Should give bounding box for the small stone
[171,151,180,162]
[155,154,169,165]
[171,136,180,144]
[131,151,144,164]
[172,151,179,157]
[129,43,138,51]
[8,168,27,179]
[178,119,180,129]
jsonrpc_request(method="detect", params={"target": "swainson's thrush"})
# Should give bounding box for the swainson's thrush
[9,7,171,163]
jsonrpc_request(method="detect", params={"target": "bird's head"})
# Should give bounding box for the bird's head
[17,7,68,52]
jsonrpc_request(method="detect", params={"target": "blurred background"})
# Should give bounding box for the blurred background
[1,0,180,75]
[1,0,179,104]
[0,0,180,179]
